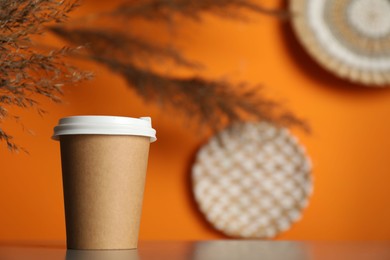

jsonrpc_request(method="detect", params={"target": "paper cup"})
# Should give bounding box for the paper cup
[53,116,156,250]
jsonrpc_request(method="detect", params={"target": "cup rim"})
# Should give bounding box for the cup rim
[52,115,157,142]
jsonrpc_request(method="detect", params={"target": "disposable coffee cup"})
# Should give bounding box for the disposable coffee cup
[53,116,156,250]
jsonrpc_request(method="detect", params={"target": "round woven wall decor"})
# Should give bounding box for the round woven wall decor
[290,0,390,86]
[192,122,312,239]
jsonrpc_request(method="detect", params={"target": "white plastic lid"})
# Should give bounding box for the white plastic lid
[52,116,157,142]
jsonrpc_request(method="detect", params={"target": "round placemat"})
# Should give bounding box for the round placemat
[290,0,390,86]
[192,122,312,238]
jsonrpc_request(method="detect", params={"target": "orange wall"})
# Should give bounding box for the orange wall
[2,1,390,241]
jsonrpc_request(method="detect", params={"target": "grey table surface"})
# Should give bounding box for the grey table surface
[1,240,390,260]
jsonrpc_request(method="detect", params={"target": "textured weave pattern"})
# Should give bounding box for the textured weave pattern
[192,122,312,238]
[291,0,390,86]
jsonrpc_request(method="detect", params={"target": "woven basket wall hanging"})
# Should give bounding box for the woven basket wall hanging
[192,122,312,238]
[290,0,390,86]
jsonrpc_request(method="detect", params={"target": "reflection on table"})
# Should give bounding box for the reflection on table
[1,240,390,260]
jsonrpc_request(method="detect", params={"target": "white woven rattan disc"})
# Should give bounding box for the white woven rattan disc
[192,122,312,238]
[290,0,390,86]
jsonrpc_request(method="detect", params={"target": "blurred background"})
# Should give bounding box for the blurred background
[1,0,390,241]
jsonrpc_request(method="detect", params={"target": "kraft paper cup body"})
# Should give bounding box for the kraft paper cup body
[53,116,156,250]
